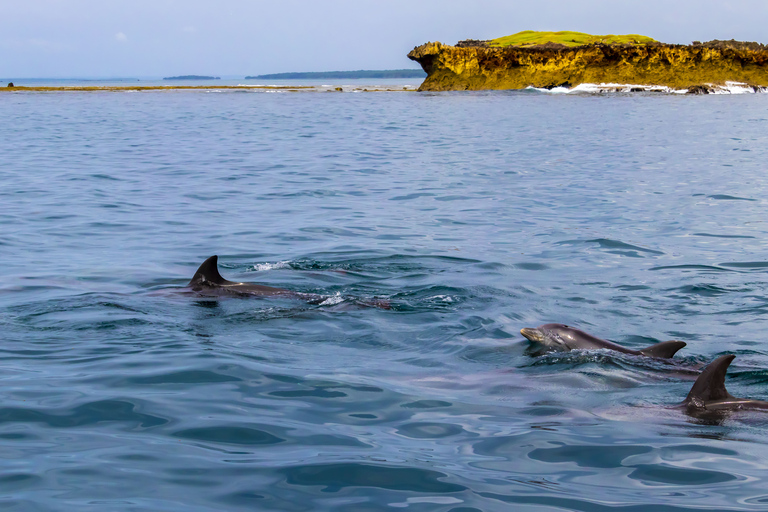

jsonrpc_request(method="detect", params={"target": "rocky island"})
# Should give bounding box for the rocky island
[408,31,768,93]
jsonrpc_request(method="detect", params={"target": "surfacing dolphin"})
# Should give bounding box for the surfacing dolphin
[188,255,324,301]
[681,354,768,415]
[187,255,390,308]
[520,323,686,359]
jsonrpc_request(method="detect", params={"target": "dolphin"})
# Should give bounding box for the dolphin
[681,354,768,414]
[188,255,322,300]
[519,323,686,358]
[187,255,391,308]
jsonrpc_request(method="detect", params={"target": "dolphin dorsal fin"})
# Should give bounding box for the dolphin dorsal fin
[189,255,233,287]
[685,354,736,404]
[638,340,687,359]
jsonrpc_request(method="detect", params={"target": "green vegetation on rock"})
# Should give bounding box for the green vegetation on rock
[489,30,657,47]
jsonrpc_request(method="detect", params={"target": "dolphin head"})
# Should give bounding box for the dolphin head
[520,323,573,350]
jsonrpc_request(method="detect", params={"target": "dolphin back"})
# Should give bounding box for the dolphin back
[685,354,736,404]
[189,255,235,287]
[638,340,686,359]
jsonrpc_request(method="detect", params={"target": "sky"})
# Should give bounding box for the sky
[1,0,767,78]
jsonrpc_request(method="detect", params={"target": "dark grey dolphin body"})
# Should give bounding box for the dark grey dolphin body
[682,354,768,415]
[520,323,686,358]
[188,255,324,302]
[187,255,391,309]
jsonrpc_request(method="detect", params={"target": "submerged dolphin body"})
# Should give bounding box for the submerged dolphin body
[187,255,391,309]
[188,255,323,301]
[520,323,686,359]
[682,354,768,415]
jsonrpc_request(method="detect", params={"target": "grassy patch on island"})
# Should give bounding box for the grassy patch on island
[489,30,657,48]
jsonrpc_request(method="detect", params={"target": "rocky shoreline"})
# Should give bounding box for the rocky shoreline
[408,39,768,93]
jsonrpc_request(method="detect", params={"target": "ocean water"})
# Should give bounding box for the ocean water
[2,87,768,511]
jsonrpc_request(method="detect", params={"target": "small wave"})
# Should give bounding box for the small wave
[526,86,569,94]
[579,83,686,94]
[319,292,345,306]
[719,261,768,270]
[707,194,756,201]
[709,81,767,94]
[427,295,454,303]
[650,264,734,273]
[524,349,703,377]
[250,261,291,272]
[527,83,686,94]
[527,81,768,95]
[693,232,755,239]
[558,238,663,257]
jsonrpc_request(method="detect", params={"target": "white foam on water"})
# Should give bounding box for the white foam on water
[528,83,681,94]
[571,82,683,94]
[319,292,345,306]
[251,261,291,271]
[568,83,605,94]
[529,81,768,95]
[526,86,569,94]
[708,81,763,94]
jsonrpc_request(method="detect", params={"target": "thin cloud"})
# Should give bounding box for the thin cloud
[115,32,128,43]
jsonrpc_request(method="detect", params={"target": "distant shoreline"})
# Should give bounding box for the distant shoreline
[0,85,313,93]
[0,84,416,93]
[163,75,221,80]
[246,69,426,80]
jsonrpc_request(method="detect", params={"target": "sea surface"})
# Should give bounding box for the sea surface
[2,84,768,511]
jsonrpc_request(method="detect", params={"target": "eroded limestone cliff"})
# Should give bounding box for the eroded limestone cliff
[408,41,768,92]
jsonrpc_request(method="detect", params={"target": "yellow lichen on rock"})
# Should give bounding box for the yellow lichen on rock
[407,40,768,92]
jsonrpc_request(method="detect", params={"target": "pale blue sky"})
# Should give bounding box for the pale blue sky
[2,0,766,78]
